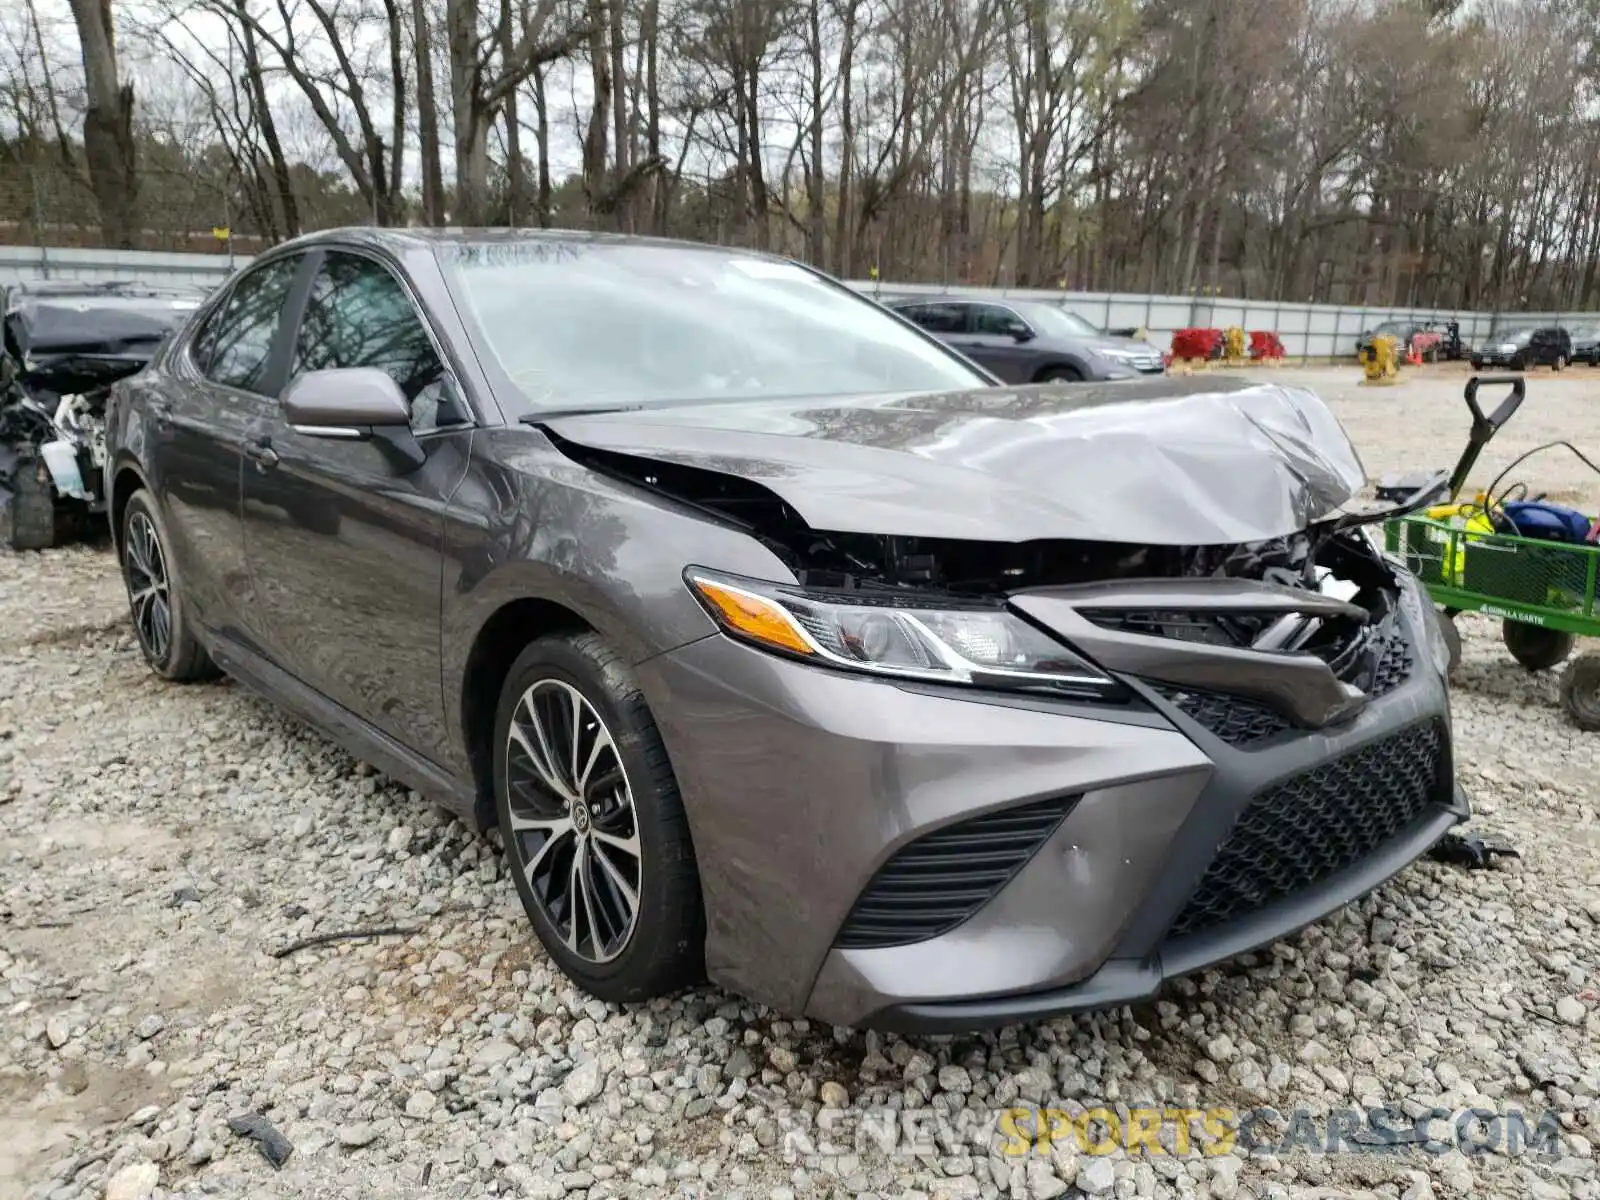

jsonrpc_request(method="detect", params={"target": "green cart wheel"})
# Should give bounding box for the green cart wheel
[1559,653,1600,730]
[1502,619,1576,672]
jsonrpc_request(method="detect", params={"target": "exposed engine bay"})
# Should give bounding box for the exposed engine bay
[550,432,1415,704]
[1,279,205,549]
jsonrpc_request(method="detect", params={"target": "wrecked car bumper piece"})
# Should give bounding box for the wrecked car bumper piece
[638,561,1463,1032]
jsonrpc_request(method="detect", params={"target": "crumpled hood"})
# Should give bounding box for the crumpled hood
[4,292,201,392]
[541,377,1369,545]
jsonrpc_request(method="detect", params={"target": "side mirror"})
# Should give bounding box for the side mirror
[1005,323,1034,343]
[281,367,425,472]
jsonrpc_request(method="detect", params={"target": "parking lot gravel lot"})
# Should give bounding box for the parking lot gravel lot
[3,364,1599,1200]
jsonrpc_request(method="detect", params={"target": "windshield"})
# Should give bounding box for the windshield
[439,240,989,412]
[1499,327,1535,345]
[1020,303,1102,339]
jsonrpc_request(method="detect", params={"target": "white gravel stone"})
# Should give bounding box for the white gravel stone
[1556,996,1587,1025]
[562,1058,604,1106]
[1076,1156,1116,1195]
[103,1162,158,1200]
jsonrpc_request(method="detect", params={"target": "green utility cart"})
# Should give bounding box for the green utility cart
[1382,375,1600,729]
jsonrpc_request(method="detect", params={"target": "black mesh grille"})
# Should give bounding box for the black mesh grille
[833,796,1078,950]
[1368,630,1414,697]
[1167,720,1445,939]
[1150,684,1293,748]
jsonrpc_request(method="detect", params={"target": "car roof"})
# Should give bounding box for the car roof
[270,225,793,262]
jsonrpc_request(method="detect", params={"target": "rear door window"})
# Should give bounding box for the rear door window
[201,256,301,393]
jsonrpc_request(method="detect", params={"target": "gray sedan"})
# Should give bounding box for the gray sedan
[103,229,1464,1031]
[889,296,1165,382]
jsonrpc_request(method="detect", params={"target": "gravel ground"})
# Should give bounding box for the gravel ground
[4,365,1600,1200]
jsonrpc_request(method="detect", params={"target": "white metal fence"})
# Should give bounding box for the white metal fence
[4,244,1594,359]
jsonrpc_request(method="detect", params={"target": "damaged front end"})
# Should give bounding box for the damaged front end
[545,417,1446,734]
[1,280,205,549]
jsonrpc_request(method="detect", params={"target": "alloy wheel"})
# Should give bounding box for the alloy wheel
[504,679,641,963]
[124,511,172,662]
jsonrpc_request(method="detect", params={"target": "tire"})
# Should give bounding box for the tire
[1502,619,1575,672]
[118,490,217,681]
[1437,609,1462,678]
[1558,653,1600,730]
[2,454,59,551]
[1554,355,1567,372]
[493,631,704,1002]
[1512,353,1528,372]
[1036,365,1084,384]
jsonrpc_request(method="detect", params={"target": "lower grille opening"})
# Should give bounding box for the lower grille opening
[1149,684,1293,748]
[1166,719,1445,940]
[832,795,1079,950]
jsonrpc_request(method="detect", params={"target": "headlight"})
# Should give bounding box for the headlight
[686,569,1123,699]
[1096,347,1144,362]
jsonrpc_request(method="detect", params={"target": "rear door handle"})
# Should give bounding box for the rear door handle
[244,437,279,469]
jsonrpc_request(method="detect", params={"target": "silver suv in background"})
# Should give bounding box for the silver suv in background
[888,297,1165,383]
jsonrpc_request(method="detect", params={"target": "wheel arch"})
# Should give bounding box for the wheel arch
[1032,359,1088,382]
[458,595,597,830]
[108,458,152,557]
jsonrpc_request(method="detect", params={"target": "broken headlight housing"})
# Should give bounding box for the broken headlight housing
[685,568,1123,700]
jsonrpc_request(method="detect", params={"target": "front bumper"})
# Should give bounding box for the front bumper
[637,574,1462,1030]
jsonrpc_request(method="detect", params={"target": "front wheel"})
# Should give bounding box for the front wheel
[1502,619,1574,672]
[1037,365,1084,384]
[493,632,704,1002]
[119,490,217,681]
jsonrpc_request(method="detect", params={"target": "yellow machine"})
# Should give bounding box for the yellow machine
[1223,326,1246,364]
[1360,334,1401,383]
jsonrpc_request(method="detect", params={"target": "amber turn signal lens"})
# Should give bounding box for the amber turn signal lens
[689,576,815,656]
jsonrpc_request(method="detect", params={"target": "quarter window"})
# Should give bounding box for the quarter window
[202,255,301,392]
[291,252,463,433]
[970,304,1027,336]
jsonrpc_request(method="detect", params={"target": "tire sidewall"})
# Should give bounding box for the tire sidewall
[492,638,683,987]
[119,490,191,678]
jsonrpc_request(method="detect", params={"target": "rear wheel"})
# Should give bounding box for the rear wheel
[1559,654,1600,730]
[118,490,218,681]
[1036,365,1083,384]
[1502,619,1574,672]
[494,632,704,1002]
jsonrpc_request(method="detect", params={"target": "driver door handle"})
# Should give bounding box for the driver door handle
[244,436,279,469]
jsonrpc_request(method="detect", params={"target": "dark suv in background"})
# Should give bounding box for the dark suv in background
[1569,323,1600,366]
[1472,324,1572,371]
[889,297,1165,383]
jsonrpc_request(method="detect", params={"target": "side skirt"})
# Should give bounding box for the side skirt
[202,628,481,828]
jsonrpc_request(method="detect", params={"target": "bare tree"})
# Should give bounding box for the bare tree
[68,0,138,247]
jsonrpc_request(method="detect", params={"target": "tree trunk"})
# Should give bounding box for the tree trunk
[501,0,524,225]
[413,0,445,224]
[236,4,299,237]
[68,0,138,248]
[532,65,552,226]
